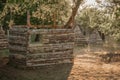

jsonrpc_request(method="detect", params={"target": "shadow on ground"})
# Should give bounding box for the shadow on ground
[0,63,73,80]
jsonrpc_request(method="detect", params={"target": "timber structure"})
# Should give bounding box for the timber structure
[9,26,75,68]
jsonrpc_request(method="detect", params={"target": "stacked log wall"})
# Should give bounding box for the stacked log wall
[9,26,29,66]
[0,29,8,50]
[27,29,75,67]
[9,26,75,68]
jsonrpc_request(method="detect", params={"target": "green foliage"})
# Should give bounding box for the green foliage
[0,0,71,27]
[76,1,120,41]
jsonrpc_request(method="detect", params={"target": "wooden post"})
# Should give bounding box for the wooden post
[53,12,56,28]
[27,10,31,27]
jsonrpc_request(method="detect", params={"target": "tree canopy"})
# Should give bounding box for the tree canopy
[76,0,120,41]
[0,0,72,27]
[0,0,84,28]
[0,0,120,41]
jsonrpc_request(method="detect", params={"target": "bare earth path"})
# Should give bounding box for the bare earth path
[68,53,120,80]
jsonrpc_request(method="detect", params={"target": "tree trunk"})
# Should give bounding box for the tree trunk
[64,0,81,28]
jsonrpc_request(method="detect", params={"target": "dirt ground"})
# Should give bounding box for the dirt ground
[67,47,120,80]
[68,54,120,80]
[0,47,120,80]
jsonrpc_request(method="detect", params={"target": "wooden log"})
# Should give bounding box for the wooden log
[9,35,27,40]
[9,37,28,43]
[0,34,6,38]
[13,25,28,28]
[29,29,74,35]
[9,31,28,36]
[9,45,27,52]
[9,50,26,54]
[26,58,73,67]
[9,40,28,46]
[28,43,74,53]
[26,50,73,61]
[0,46,8,49]
[10,28,28,33]
[29,42,74,47]
[43,33,75,42]
[0,39,7,42]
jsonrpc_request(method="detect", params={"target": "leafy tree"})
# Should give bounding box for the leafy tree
[103,0,120,41]
[64,0,83,28]
[76,0,120,41]
[0,0,72,28]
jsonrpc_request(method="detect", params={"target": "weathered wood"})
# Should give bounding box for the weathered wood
[9,31,28,36]
[9,40,28,46]
[28,43,74,53]
[9,26,74,68]
[9,50,27,55]
[26,58,73,67]
[9,45,27,52]
[0,35,6,38]
[9,38,28,43]
[30,29,74,35]
[9,35,27,39]
[26,60,73,67]
[26,50,73,60]
[0,29,8,49]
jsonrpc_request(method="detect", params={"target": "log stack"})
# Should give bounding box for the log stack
[9,26,75,68]
[0,29,8,50]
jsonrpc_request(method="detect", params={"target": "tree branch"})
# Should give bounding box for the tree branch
[64,0,82,28]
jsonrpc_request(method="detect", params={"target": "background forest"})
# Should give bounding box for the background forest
[0,0,120,41]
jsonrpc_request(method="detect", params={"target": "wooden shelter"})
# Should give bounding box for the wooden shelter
[89,29,103,45]
[74,25,88,46]
[9,26,75,68]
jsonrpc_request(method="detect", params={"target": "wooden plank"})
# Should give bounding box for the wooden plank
[9,45,27,52]
[48,39,74,43]
[26,61,73,67]
[46,33,74,37]
[9,37,28,43]
[9,35,27,39]
[0,41,8,44]
[29,29,74,35]
[9,50,26,54]
[9,31,28,36]
[28,43,74,53]
[10,29,28,33]
[0,34,6,38]
[29,42,74,47]
[9,40,28,46]
[26,58,73,67]
[26,50,73,60]
[0,39,7,42]
[13,25,28,28]
[43,34,75,41]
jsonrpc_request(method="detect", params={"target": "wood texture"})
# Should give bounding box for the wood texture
[0,29,8,50]
[9,26,75,68]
